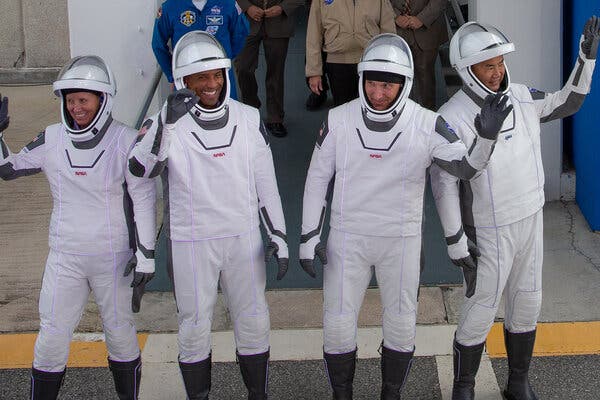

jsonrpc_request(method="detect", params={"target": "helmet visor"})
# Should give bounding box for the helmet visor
[452,22,515,69]
[53,55,115,95]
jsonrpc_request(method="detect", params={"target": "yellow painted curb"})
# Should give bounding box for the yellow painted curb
[0,333,148,369]
[486,321,600,358]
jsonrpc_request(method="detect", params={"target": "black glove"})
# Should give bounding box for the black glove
[581,15,600,60]
[474,93,513,140]
[0,95,9,132]
[299,242,327,278]
[123,255,155,313]
[451,241,480,298]
[265,240,289,281]
[165,88,199,124]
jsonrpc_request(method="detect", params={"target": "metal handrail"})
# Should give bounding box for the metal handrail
[134,68,163,129]
[449,0,466,27]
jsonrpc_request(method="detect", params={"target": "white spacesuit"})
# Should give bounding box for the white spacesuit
[299,33,511,400]
[432,19,599,400]
[0,56,156,400]
[128,31,288,400]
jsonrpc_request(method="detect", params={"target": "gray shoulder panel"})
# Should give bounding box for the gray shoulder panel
[540,91,586,123]
[316,118,330,147]
[25,131,46,152]
[528,87,546,100]
[435,116,460,143]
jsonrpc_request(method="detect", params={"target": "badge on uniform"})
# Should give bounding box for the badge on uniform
[206,15,223,25]
[324,0,334,5]
[180,10,196,27]
[206,26,219,35]
[210,5,221,14]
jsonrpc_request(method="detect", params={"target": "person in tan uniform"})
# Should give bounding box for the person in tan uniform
[305,0,396,106]
[235,0,304,138]
[390,0,448,109]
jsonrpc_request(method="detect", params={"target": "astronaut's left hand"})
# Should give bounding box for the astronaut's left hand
[0,95,9,133]
[124,254,155,313]
[265,239,289,280]
[581,15,600,59]
[451,241,480,298]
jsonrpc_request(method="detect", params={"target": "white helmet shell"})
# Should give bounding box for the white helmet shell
[53,55,116,140]
[172,30,231,120]
[449,22,515,99]
[358,34,413,122]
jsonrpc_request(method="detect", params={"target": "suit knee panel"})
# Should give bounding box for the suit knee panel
[457,298,499,346]
[103,322,139,362]
[506,290,542,332]
[178,318,212,362]
[323,311,357,353]
[382,309,416,352]
[34,328,72,371]
[234,309,270,354]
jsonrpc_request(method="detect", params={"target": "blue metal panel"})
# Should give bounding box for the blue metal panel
[567,2,600,230]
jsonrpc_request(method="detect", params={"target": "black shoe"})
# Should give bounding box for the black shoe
[306,91,327,110]
[265,122,287,138]
[324,349,356,399]
[108,356,142,400]
[380,344,414,400]
[452,340,484,400]
[503,329,538,400]
[179,354,211,400]
[30,367,65,400]
[237,350,269,400]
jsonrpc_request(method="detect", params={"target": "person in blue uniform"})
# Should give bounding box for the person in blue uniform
[152,0,249,99]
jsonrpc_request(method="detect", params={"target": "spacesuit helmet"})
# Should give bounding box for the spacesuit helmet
[449,22,515,99]
[53,55,116,141]
[358,34,414,122]
[172,30,231,120]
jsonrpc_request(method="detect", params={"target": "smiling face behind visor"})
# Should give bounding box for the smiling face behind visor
[449,22,515,99]
[172,30,231,121]
[52,55,116,141]
[358,34,414,123]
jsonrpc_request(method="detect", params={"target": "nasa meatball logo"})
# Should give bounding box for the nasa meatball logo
[180,10,196,27]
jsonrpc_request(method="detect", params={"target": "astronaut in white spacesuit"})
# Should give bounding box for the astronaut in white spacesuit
[128,31,288,400]
[0,56,156,400]
[299,33,512,399]
[431,17,599,400]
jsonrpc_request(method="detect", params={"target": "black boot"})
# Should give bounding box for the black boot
[179,354,212,400]
[324,349,357,400]
[503,329,538,400]
[30,367,65,400]
[380,345,414,399]
[452,340,484,400]
[237,350,269,400]
[108,356,142,400]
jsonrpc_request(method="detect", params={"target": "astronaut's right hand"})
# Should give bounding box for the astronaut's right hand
[451,241,480,298]
[124,254,155,313]
[299,236,327,278]
[474,93,513,140]
[165,88,199,125]
[0,95,9,133]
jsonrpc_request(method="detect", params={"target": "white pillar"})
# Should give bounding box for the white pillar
[66,0,162,126]
[468,0,563,200]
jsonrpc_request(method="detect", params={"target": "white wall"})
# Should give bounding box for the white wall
[468,0,563,200]
[67,1,162,126]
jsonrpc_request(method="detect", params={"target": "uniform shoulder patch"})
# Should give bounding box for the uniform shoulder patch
[528,87,546,100]
[316,119,330,147]
[434,116,459,144]
[25,131,45,152]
